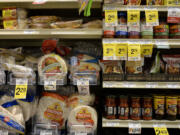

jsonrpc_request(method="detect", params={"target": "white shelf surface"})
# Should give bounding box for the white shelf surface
[0,29,102,39]
[103,5,180,11]
[103,81,180,89]
[0,0,102,9]
[103,38,180,48]
[103,118,180,128]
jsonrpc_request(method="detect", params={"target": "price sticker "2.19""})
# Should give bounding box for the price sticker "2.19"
[105,10,118,26]
[14,79,28,99]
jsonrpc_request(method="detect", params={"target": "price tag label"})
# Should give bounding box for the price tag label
[154,124,169,135]
[0,130,8,135]
[77,78,90,95]
[166,0,176,5]
[33,0,48,4]
[40,130,52,135]
[24,30,39,34]
[167,83,179,88]
[44,80,56,91]
[146,82,158,88]
[168,8,180,23]
[105,10,118,26]
[145,9,159,26]
[128,44,141,61]
[14,79,28,99]
[129,122,141,134]
[127,10,140,26]
[155,41,170,49]
[103,43,115,60]
[115,43,128,60]
[141,44,153,57]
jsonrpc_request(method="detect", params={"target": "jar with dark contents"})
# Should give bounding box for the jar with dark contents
[116,12,128,38]
[118,95,129,120]
[142,96,152,120]
[105,95,116,119]
[103,19,115,38]
[178,96,180,119]
[128,25,140,39]
[130,96,141,120]
[169,24,180,39]
[154,96,165,120]
[166,96,177,120]
[154,21,169,39]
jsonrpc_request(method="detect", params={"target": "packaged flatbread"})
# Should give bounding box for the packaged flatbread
[67,105,97,133]
[36,92,68,129]
[38,53,67,80]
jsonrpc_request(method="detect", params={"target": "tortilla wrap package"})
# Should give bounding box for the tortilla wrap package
[0,95,25,134]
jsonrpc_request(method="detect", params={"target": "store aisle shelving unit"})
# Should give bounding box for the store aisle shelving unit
[0,0,102,9]
[0,29,102,39]
[103,118,180,128]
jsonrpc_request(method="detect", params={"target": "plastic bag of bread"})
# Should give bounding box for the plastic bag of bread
[50,19,82,29]
[29,23,50,29]
[36,92,68,129]
[0,95,25,134]
[67,105,97,134]
[29,16,59,23]
[82,20,102,29]
[67,94,95,110]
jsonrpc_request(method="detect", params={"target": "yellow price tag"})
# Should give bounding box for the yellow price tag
[103,43,115,60]
[128,44,141,61]
[166,0,176,5]
[115,43,128,60]
[145,10,159,26]
[105,10,118,26]
[154,127,169,135]
[141,44,153,57]
[14,79,28,99]
[127,10,140,26]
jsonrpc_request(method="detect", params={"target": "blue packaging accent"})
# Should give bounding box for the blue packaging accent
[1,100,18,108]
[0,115,25,133]
[20,95,34,102]
[70,56,78,66]
[116,31,128,36]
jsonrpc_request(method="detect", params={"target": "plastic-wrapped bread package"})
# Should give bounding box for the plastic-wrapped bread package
[67,94,95,110]
[50,19,83,29]
[0,95,25,134]
[36,92,68,129]
[29,16,59,24]
[67,105,98,135]
[38,53,68,80]
[17,95,38,122]
[81,20,102,29]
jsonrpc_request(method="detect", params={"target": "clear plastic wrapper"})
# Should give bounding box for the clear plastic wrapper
[67,105,97,135]
[17,8,27,19]
[17,19,28,29]
[0,70,6,85]
[33,123,59,135]
[50,19,83,29]
[82,20,102,29]
[29,16,59,23]
[29,23,50,29]
[8,71,36,85]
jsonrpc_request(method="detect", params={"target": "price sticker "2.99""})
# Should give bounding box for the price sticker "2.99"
[105,10,118,26]
[14,79,28,99]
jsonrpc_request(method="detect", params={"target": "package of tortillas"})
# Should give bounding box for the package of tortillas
[0,95,25,134]
[36,92,68,129]
[67,105,97,135]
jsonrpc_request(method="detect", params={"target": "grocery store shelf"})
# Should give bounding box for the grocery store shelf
[103,38,180,48]
[0,29,102,39]
[103,5,180,11]
[103,118,180,128]
[0,0,102,9]
[103,81,180,89]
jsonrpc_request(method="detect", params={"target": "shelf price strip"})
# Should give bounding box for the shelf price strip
[127,9,140,26]
[141,44,153,57]
[103,42,115,60]
[129,122,141,134]
[145,9,159,26]
[14,78,28,99]
[105,10,118,26]
[77,78,90,95]
[44,80,56,91]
